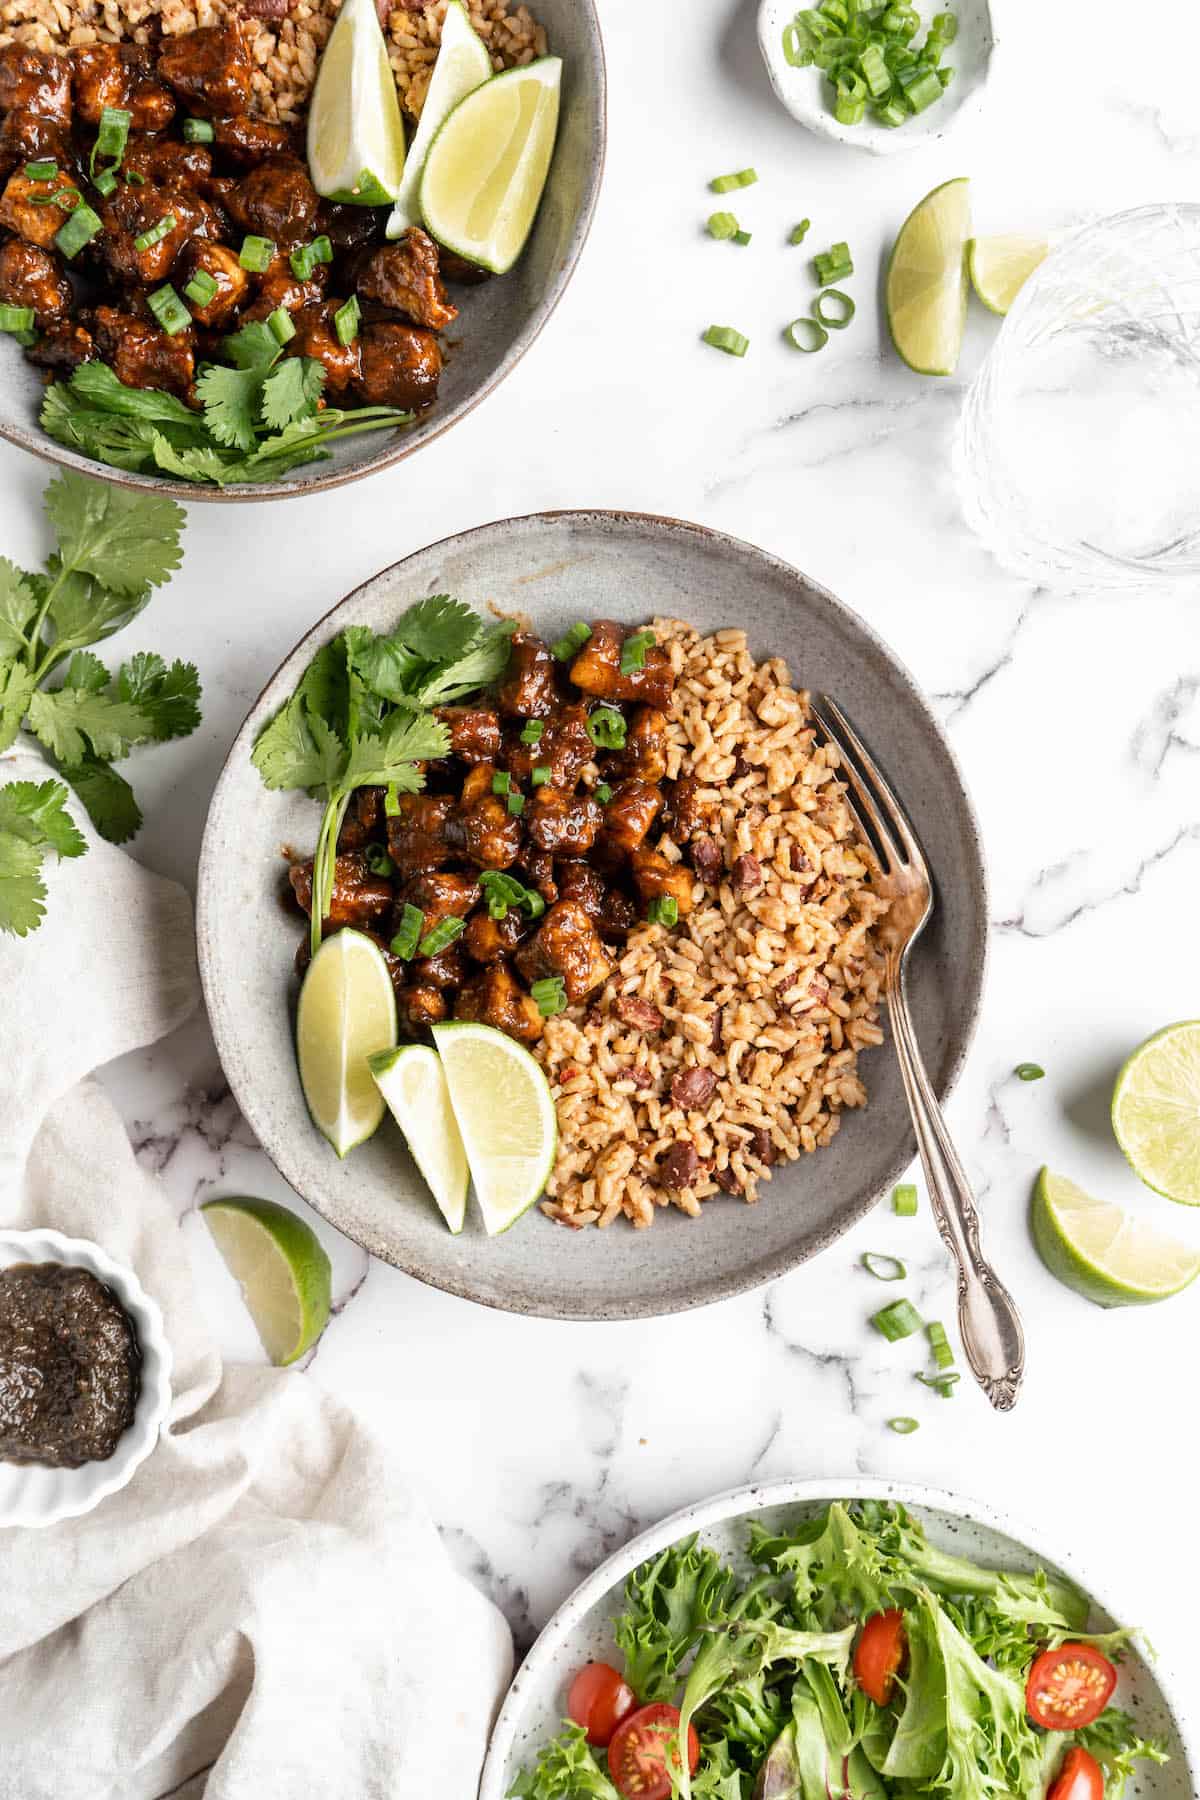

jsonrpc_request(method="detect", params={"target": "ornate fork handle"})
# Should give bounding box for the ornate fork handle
[885,951,1026,1412]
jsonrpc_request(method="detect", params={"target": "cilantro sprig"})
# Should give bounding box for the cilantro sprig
[0,471,198,936]
[252,594,514,954]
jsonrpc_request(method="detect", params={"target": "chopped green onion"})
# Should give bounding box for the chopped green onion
[10,327,35,347]
[586,708,626,750]
[519,718,545,745]
[310,234,333,263]
[506,791,525,817]
[0,304,34,334]
[390,904,424,959]
[733,228,752,246]
[859,40,891,94]
[937,65,954,87]
[813,288,856,328]
[551,621,591,661]
[54,201,102,259]
[707,211,738,240]
[647,896,678,928]
[813,242,853,285]
[183,117,215,143]
[782,21,813,64]
[709,167,758,193]
[92,105,131,174]
[30,186,78,208]
[784,316,828,353]
[24,160,57,181]
[892,1183,918,1216]
[531,765,551,786]
[916,1370,960,1396]
[267,305,295,344]
[184,268,219,308]
[93,167,118,198]
[479,869,544,921]
[874,96,909,126]
[702,324,749,357]
[882,4,919,32]
[871,1297,923,1341]
[619,629,656,675]
[417,915,465,958]
[789,219,811,244]
[124,169,146,186]
[133,213,177,253]
[887,1417,920,1435]
[927,1320,955,1370]
[146,283,191,336]
[929,9,957,40]
[594,782,613,804]
[833,92,866,125]
[1014,1062,1044,1081]
[334,294,360,346]
[364,845,394,877]
[898,63,942,110]
[531,975,568,1017]
[239,233,275,273]
[862,1251,906,1282]
[491,770,512,794]
[383,784,402,817]
[289,234,332,280]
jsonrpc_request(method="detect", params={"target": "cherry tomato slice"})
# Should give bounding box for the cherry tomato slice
[1047,1747,1105,1800]
[854,1609,907,1705]
[1026,1644,1117,1729]
[607,1703,700,1800]
[567,1662,638,1747]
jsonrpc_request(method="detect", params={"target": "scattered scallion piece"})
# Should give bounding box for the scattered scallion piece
[871,1297,923,1341]
[1015,1062,1044,1081]
[91,105,131,176]
[93,167,118,198]
[390,903,424,959]
[531,765,550,786]
[586,708,626,750]
[710,167,758,193]
[54,202,102,259]
[702,324,749,357]
[184,268,219,308]
[124,169,146,186]
[334,295,361,346]
[813,287,855,328]
[862,1251,906,1282]
[133,213,177,253]
[813,241,853,285]
[491,769,511,794]
[365,844,394,877]
[733,229,752,246]
[289,233,334,279]
[506,791,525,817]
[888,1416,920,1435]
[0,304,35,334]
[531,975,568,1017]
[417,915,466,957]
[789,219,811,244]
[183,117,215,143]
[519,718,545,745]
[647,896,678,928]
[383,785,402,818]
[146,284,191,336]
[707,211,739,240]
[916,1370,960,1396]
[784,316,828,353]
[239,234,275,273]
[927,1320,955,1370]
[267,306,295,345]
[594,782,612,804]
[551,621,590,661]
[781,3,958,128]
[892,1183,918,1216]
[619,629,656,675]
[479,870,544,921]
[24,159,57,181]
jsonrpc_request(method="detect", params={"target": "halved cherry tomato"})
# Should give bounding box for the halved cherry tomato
[1047,1747,1104,1800]
[1026,1644,1117,1729]
[567,1662,638,1747]
[854,1609,906,1705]
[607,1703,700,1800]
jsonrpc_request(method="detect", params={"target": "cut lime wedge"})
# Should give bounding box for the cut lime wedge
[1031,1167,1200,1307]
[306,0,407,204]
[296,928,396,1157]
[967,233,1048,316]
[431,1020,557,1232]
[1112,1021,1200,1206]
[202,1196,332,1363]
[386,0,492,239]
[886,176,971,376]
[369,1041,470,1232]
[419,58,561,275]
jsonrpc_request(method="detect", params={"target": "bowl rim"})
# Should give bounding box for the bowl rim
[0,1227,173,1527]
[0,3,607,504]
[197,507,989,1319]
[479,1474,1199,1798]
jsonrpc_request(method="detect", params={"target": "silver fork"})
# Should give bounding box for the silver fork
[811,695,1025,1413]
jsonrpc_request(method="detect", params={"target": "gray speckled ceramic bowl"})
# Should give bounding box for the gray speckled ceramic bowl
[0,0,604,502]
[197,511,987,1319]
[480,1479,1197,1800]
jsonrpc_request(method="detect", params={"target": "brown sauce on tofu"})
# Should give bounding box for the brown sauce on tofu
[288,621,702,1044]
[0,1262,140,1466]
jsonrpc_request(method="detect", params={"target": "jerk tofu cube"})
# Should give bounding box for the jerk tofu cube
[524,786,602,856]
[72,43,174,131]
[454,961,543,1044]
[353,229,457,331]
[156,26,253,115]
[515,899,614,1004]
[289,852,393,928]
[0,166,82,251]
[386,793,455,878]
[600,779,661,855]
[0,45,71,123]
[630,847,694,918]
[568,619,675,710]
[0,236,70,324]
[497,632,556,719]
[352,321,442,411]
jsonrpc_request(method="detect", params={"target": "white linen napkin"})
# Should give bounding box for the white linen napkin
[0,749,513,1800]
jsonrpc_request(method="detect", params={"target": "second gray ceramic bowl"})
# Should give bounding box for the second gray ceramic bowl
[197,512,987,1319]
[0,0,604,502]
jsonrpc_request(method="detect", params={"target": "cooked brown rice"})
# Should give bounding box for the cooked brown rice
[0,0,547,126]
[537,621,891,1230]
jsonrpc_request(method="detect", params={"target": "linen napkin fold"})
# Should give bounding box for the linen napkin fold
[0,748,513,1800]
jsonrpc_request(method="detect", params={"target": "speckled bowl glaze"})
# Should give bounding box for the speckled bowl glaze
[0,1228,172,1527]
[480,1478,1197,1800]
[197,511,987,1320]
[0,0,605,502]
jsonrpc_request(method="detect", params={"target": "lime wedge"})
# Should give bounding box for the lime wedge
[306,0,407,204]
[296,928,397,1157]
[1112,1021,1200,1206]
[1031,1168,1200,1307]
[419,58,561,275]
[202,1197,332,1363]
[386,0,492,238]
[369,1041,470,1232]
[431,1020,557,1232]
[886,176,971,376]
[967,234,1048,316]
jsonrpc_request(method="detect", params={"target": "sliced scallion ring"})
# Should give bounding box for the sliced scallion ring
[702,324,750,357]
[888,1416,920,1434]
[813,287,856,329]
[784,316,828,353]
[862,1251,906,1282]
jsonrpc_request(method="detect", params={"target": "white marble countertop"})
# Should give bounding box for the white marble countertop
[4,0,1199,1694]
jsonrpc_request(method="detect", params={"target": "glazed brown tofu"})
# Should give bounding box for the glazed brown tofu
[448,791,522,869]
[600,779,661,855]
[661,774,704,842]
[289,852,393,928]
[26,316,93,371]
[556,859,605,919]
[515,900,614,1005]
[211,113,296,165]
[287,299,362,393]
[119,132,211,188]
[157,26,253,115]
[0,46,71,124]
[507,702,592,789]
[497,632,556,719]
[335,785,384,852]
[454,962,543,1044]
[434,705,501,765]
[399,870,480,937]
[631,846,694,918]
[0,166,82,251]
[618,706,669,783]
[569,620,675,710]
[354,229,457,331]
[525,787,602,856]
[0,108,69,180]
[226,155,319,247]
[352,321,442,410]
[398,984,447,1032]
[98,185,221,286]
[319,198,384,255]
[0,236,70,323]
[241,255,325,322]
[174,240,248,328]
[410,944,467,992]
[71,43,174,132]
[88,305,196,396]
[386,793,454,877]
[463,908,530,964]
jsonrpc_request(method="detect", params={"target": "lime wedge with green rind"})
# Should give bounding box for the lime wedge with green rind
[431,1020,557,1232]
[306,0,407,204]
[202,1196,332,1363]
[886,176,971,376]
[1031,1167,1200,1307]
[967,233,1048,316]
[369,1041,470,1232]
[386,0,493,238]
[1112,1021,1200,1205]
[296,927,396,1158]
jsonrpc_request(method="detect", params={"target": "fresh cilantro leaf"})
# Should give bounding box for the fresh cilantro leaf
[150,433,239,486]
[345,626,427,704]
[0,557,37,658]
[0,660,36,755]
[66,361,197,424]
[261,357,325,431]
[44,566,152,657]
[26,688,151,766]
[0,779,86,858]
[64,756,142,845]
[298,639,350,734]
[44,469,184,595]
[221,319,284,371]
[415,622,516,706]
[195,362,265,452]
[116,652,202,741]
[341,709,449,789]
[394,595,482,663]
[41,387,165,474]
[62,650,110,692]
[0,833,47,937]
[251,694,347,794]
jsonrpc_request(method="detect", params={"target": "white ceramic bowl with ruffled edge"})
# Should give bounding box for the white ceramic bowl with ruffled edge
[0,1229,172,1528]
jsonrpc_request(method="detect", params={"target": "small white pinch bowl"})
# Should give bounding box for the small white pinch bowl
[756,0,996,154]
[0,1230,172,1529]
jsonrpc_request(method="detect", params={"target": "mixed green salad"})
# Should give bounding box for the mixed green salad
[511,1503,1168,1800]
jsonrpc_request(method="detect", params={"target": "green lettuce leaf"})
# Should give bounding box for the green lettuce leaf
[506,1722,621,1800]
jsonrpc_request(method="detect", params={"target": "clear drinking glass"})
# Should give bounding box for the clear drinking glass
[955,203,1200,590]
